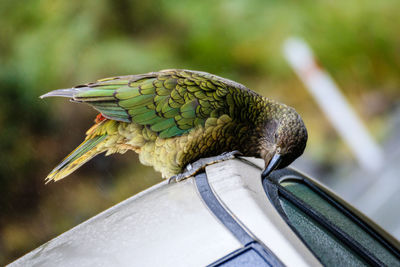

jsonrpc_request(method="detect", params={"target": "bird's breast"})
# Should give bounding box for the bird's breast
[114,114,261,178]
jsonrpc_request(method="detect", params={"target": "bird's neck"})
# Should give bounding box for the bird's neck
[230,90,282,125]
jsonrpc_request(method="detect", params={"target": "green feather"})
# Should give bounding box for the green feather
[159,126,186,138]
[150,118,176,132]
[168,98,183,108]
[180,100,197,118]
[139,79,156,94]
[177,117,195,127]
[162,107,179,118]
[97,78,129,85]
[51,135,107,173]
[91,101,119,109]
[75,90,115,101]
[95,107,129,121]
[170,89,183,101]
[154,94,168,103]
[132,110,158,124]
[116,86,141,100]
[128,105,153,115]
[119,94,153,108]
[194,118,205,126]
[155,86,170,96]
[164,78,177,90]
[155,96,169,113]
[94,84,124,90]
[95,105,123,111]
[143,116,165,125]
[187,85,198,93]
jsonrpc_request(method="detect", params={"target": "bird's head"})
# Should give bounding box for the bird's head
[259,106,308,178]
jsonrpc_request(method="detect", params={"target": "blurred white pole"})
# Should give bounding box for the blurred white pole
[283,37,384,172]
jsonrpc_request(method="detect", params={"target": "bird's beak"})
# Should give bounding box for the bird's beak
[262,153,282,178]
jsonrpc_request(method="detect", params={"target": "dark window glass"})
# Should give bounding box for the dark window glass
[280,197,367,266]
[281,180,399,266]
[263,169,400,267]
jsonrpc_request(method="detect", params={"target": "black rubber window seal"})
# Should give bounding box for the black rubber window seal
[194,172,284,267]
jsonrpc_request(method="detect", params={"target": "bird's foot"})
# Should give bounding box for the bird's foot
[168,150,242,183]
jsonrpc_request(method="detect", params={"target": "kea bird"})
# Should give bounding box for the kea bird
[41,69,307,183]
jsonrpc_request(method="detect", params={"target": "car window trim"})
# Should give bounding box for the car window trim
[263,168,400,266]
[194,172,284,267]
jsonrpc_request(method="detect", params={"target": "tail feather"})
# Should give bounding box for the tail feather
[45,135,108,183]
[40,87,91,99]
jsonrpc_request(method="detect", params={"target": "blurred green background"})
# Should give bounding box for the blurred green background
[1,0,400,264]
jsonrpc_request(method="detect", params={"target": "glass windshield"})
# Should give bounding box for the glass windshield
[263,171,400,267]
[281,180,399,266]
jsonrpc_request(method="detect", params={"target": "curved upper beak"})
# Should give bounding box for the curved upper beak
[261,153,282,178]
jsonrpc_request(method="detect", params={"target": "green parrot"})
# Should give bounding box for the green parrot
[41,69,307,183]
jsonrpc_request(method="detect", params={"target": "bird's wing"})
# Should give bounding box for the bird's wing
[41,69,248,138]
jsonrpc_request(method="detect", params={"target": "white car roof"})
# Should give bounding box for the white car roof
[9,157,321,267]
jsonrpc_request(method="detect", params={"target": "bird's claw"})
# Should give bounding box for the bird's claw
[168,150,243,183]
[218,150,242,159]
[168,172,191,184]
